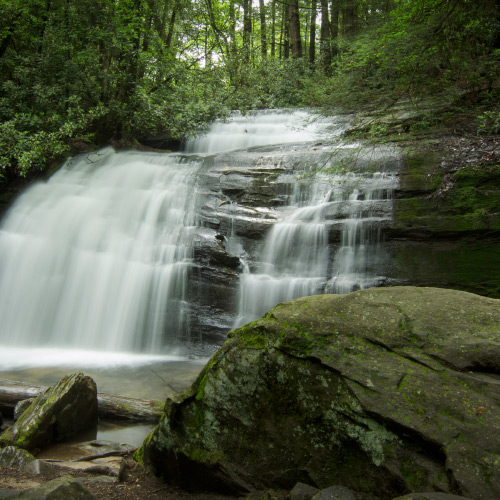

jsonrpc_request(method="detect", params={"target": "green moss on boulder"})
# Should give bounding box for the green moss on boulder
[0,372,98,452]
[142,287,500,499]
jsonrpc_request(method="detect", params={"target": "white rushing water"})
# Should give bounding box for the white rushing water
[235,170,398,326]
[185,109,341,153]
[0,149,203,352]
[0,110,339,358]
[0,109,398,363]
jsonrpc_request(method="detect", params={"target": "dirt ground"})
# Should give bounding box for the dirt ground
[0,460,248,500]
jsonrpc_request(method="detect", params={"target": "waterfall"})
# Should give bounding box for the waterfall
[0,149,202,352]
[185,109,336,153]
[235,170,398,326]
[0,109,398,357]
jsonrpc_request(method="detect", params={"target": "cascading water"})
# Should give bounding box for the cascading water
[185,109,332,153]
[234,169,398,326]
[326,173,395,294]
[0,109,343,358]
[0,149,202,352]
[0,109,399,366]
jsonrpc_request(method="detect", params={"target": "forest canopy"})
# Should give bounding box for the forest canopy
[1,0,499,180]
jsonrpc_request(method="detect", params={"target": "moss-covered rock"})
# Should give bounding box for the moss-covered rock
[395,158,500,234]
[0,373,98,452]
[0,446,35,467]
[141,287,500,500]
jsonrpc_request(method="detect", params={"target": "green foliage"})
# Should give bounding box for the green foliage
[301,0,500,110]
[225,59,312,111]
[477,111,500,135]
[1,0,499,183]
[0,0,231,179]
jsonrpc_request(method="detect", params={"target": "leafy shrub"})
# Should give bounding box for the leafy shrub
[477,111,500,135]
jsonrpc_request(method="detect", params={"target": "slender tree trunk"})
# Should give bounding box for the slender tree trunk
[320,0,332,71]
[165,8,177,49]
[330,0,339,58]
[229,0,236,58]
[137,16,153,79]
[309,0,317,65]
[271,0,276,57]
[342,0,357,37]
[259,0,267,58]
[243,0,252,62]
[288,0,302,59]
[303,0,309,58]
[283,0,290,59]
[204,24,211,67]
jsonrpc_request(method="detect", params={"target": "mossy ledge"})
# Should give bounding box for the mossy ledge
[141,287,500,500]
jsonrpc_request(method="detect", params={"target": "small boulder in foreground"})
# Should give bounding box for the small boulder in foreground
[0,373,98,452]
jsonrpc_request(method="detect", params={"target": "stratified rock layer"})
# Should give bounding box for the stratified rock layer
[141,287,500,500]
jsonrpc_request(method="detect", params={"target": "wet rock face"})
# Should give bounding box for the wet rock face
[0,373,98,452]
[388,153,500,298]
[188,142,403,343]
[141,287,500,500]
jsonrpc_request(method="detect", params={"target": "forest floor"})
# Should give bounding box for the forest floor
[0,459,256,500]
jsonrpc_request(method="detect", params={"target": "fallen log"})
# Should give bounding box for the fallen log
[0,378,164,423]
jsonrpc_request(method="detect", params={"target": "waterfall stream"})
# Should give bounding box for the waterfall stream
[0,110,400,365]
[234,170,398,326]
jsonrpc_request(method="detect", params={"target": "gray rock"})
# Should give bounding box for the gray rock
[0,373,98,452]
[78,440,134,456]
[14,400,35,421]
[141,287,500,500]
[290,482,320,500]
[391,493,474,500]
[0,446,35,467]
[312,486,356,500]
[18,476,96,499]
[0,490,22,499]
[22,460,56,477]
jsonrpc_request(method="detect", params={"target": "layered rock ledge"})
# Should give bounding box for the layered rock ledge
[140,287,500,500]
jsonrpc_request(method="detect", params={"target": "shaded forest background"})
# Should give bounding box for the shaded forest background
[1,0,499,183]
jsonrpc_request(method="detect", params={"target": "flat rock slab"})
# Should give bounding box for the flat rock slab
[52,457,122,478]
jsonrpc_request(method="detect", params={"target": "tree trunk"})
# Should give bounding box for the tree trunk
[320,0,332,71]
[271,0,276,57]
[283,0,290,59]
[229,0,236,58]
[309,0,317,65]
[342,0,357,37]
[165,7,177,49]
[259,0,267,58]
[243,0,252,62]
[330,0,339,58]
[0,378,164,423]
[288,0,302,59]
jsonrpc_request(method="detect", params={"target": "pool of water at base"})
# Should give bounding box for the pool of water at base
[0,347,208,454]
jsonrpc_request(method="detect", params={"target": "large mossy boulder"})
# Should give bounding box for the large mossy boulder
[0,373,98,452]
[140,287,500,500]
